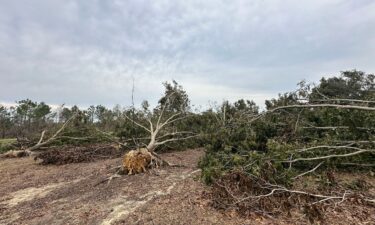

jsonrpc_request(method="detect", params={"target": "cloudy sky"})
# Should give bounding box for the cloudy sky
[1,0,375,109]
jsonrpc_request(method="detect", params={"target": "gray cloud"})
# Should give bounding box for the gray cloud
[1,0,375,108]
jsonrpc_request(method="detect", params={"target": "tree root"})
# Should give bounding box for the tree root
[122,148,185,175]
[95,149,186,186]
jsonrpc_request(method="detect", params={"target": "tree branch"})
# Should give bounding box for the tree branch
[124,113,151,133]
[155,134,198,146]
[293,145,365,153]
[285,149,375,163]
[302,126,375,131]
[292,162,324,180]
[247,103,375,124]
[159,112,182,129]
[156,131,195,141]
[27,113,77,152]
[269,104,375,112]
[310,98,375,104]
[156,91,176,128]
[0,113,77,158]
[36,130,46,145]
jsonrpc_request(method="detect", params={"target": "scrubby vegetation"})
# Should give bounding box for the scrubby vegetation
[199,70,375,221]
[0,138,16,153]
[0,70,374,223]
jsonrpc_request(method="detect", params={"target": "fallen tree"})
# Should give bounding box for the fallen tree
[122,92,197,174]
[200,71,375,222]
[0,114,77,158]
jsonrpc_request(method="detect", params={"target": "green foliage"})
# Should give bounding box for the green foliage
[310,70,374,100]
[199,70,375,185]
[0,138,16,153]
[158,80,190,113]
[198,153,224,184]
[0,72,373,183]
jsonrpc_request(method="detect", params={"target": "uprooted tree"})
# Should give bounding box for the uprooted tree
[0,81,197,170]
[0,111,112,161]
[0,114,78,158]
[121,81,197,174]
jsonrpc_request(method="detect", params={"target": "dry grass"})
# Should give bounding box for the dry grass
[0,138,16,144]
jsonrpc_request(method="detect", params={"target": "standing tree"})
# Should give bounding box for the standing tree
[0,105,12,138]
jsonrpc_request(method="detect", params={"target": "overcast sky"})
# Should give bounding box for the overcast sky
[1,0,375,109]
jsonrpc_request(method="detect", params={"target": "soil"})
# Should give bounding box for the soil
[0,148,374,225]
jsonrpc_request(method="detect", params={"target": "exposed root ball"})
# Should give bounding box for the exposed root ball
[123,148,152,175]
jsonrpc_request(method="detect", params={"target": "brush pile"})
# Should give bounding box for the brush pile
[35,144,123,165]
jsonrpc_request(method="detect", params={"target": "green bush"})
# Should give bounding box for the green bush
[0,139,16,153]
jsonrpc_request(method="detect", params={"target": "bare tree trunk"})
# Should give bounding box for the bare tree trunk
[0,114,76,158]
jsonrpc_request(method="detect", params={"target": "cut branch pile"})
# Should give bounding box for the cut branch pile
[35,144,123,165]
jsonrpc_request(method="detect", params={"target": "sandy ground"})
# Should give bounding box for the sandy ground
[0,149,250,225]
[0,149,374,225]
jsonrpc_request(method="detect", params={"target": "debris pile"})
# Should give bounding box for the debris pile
[36,144,123,165]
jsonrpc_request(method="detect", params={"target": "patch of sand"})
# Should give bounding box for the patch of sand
[101,169,200,225]
[3,179,82,207]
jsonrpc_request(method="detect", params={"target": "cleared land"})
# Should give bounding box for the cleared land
[0,149,374,225]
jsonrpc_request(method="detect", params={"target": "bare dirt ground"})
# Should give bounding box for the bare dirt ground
[0,149,374,225]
